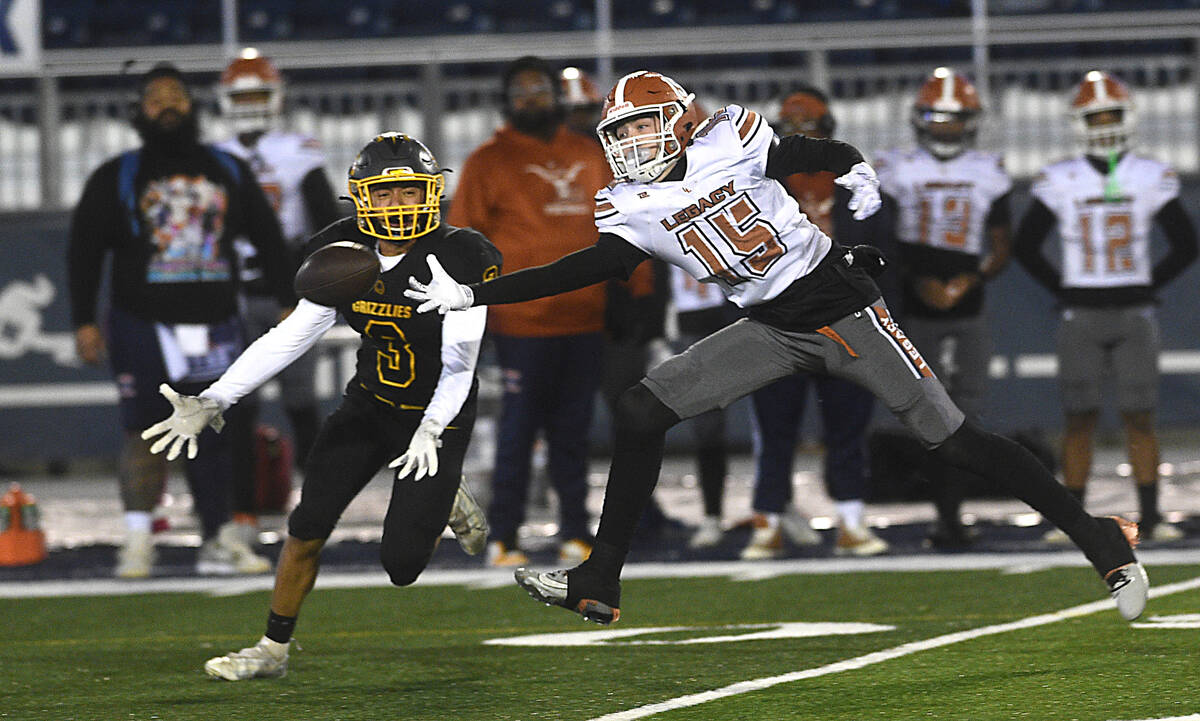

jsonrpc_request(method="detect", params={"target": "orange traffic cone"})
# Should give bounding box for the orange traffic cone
[0,483,47,566]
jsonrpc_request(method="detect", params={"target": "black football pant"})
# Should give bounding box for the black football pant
[288,391,475,586]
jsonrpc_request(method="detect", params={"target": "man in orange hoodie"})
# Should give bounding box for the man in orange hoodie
[448,56,612,566]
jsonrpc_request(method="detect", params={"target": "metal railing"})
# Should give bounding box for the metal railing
[2,10,1199,210]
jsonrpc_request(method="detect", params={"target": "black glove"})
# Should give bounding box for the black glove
[848,244,888,278]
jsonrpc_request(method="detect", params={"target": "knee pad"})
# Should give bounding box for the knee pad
[932,421,988,470]
[615,383,679,437]
[380,544,433,587]
[286,502,336,542]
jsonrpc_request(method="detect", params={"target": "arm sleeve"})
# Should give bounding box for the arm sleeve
[469,233,647,306]
[200,299,336,408]
[300,167,341,232]
[1151,197,1199,288]
[67,167,119,327]
[1012,198,1061,292]
[980,191,1013,279]
[765,135,864,179]
[421,305,488,432]
[238,157,297,306]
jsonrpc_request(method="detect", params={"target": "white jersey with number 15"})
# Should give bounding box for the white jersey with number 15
[594,104,830,309]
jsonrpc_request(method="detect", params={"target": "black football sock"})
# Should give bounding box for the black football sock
[593,384,678,560]
[1066,485,1085,505]
[1136,482,1160,528]
[265,610,297,644]
[935,422,1132,574]
[697,445,727,518]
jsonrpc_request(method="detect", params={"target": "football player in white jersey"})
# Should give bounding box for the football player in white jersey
[409,70,1147,624]
[874,67,1013,549]
[215,49,340,539]
[1014,71,1197,543]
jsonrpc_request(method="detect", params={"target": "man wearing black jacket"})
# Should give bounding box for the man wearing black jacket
[67,63,293,578]
[409,70,1148,626]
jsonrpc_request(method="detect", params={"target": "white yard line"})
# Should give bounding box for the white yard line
[583,575,1200,721]
[2,549,1199,599]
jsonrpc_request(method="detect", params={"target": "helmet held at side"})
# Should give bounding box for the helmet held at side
[597,70,704,183]
[347,132,446,242]
[911,67,982,160]
[218,48,283,134]
[1070,70,1135,157]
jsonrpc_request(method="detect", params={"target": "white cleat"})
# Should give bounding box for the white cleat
[447,480,488,556]
[1105,562,1149,621]
[204,637,289,681]
[689,516,724,549]
[197,523,273,575]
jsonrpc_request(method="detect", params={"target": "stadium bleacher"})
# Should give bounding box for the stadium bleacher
[39,0,1200,48]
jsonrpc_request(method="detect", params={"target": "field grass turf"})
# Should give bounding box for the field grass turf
[3,563,1198,721]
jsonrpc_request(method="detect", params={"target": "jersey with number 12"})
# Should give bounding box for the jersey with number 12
[594,104,829,308]
[1031,154,1179,289]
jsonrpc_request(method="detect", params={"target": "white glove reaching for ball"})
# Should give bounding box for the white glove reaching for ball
[835,161,883,220]
[405,256,474,314]
[140,384,226,461]
[389,418,444,481]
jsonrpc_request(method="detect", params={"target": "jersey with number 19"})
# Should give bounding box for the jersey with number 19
[594,104,831,309]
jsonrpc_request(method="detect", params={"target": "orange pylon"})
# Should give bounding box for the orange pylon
[0,483,47,566]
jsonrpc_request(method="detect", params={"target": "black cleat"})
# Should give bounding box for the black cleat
[513,567,621,625]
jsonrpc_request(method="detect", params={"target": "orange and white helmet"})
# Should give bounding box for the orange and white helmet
[910,67,981,159]
[597,70,704,183]
[560,66,601,110]
[1070,70,1135,156]
[218,48,283,134]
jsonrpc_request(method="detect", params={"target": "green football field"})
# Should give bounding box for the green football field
[4,563,1199,721]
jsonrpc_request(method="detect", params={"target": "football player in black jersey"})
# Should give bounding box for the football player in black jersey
[142,133,502,681]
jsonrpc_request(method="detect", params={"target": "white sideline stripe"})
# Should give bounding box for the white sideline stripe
[583,575,1200,721]
[3,549,1200,599]
[5,350,1200,407]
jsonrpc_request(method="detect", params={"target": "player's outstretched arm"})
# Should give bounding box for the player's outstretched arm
[141,384,226,461]
[407,240,635,314]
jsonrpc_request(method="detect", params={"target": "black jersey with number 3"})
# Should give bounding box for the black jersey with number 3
[305,218,502,411]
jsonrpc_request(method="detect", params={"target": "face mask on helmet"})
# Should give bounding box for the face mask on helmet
[911,67,981,160]
[219,50,283,135]
[348,133,445,242]
[597,71,702,183]
[1071,70,1135,157]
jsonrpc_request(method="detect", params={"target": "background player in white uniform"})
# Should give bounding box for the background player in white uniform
[1014,71,1197,543]
[664,264,742,550]
[215,49,340,539]
[875,67,1012,549]
[409,70,1147,626]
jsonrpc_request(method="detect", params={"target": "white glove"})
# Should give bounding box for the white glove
[388,418,444,481]
[140,384,226,461]
[404,256,474,314]
[835,161,882,221]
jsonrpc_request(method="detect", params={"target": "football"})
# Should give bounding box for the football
[294,240,380,306]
